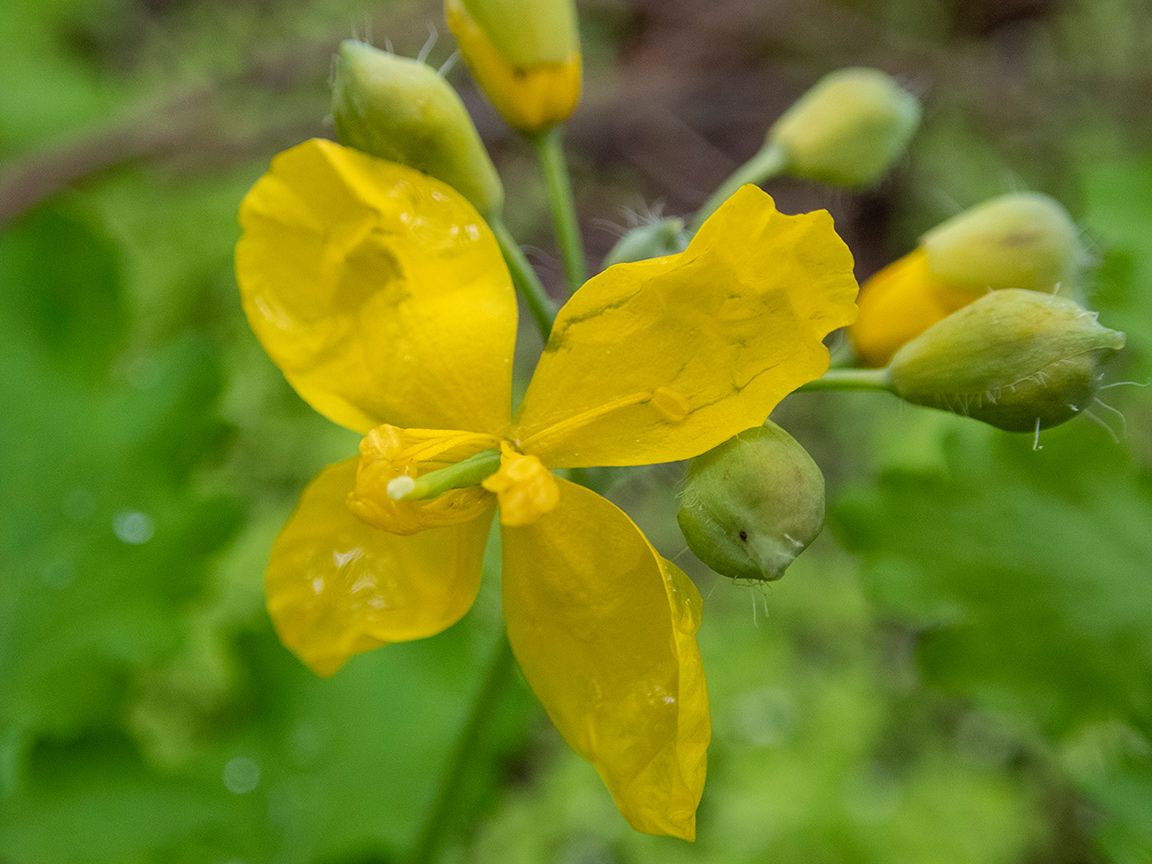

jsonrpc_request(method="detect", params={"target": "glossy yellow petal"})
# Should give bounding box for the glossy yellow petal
[850,248,982,368]
[501,478,709,839]
[236,138,517,435]
[266,458,494,676]
[348,425,501,535]
[512,185,858,467]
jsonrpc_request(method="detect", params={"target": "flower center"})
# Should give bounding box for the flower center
[347,425,500,535]
[347,425,559,532]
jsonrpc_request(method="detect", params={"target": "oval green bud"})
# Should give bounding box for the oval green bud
[888,289,1125,432]
[922,192,1086,297]
[331,40,504,219]
[678,423,825,582]
[602,217,690,268]
[767,67,921,187]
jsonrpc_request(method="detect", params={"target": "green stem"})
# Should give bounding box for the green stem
[690,142,788,232]
[793,368,894,393]
[409,635,517,864]
[530,126,586,293]
[492,218,556,340]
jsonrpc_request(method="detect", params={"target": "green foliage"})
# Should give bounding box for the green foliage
[833,424,1152,857]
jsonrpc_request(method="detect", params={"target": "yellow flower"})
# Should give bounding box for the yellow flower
[236,138,858,839]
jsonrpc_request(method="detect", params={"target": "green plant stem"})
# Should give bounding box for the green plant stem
[530,126,586,293]
[794,368,894,393]
[690,142,788,232]
[409,634,517,864]
[492,218,556,339]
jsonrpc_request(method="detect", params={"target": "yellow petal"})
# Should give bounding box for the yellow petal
[500,478,709,839]
[236,138,517,435]
[850,248,981,367]
[512,185,858,467]
[266,458,494,676]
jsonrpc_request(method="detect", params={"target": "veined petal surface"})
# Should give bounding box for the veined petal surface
[237,138,517,434]
[512,185,858,467]
[266,458,494,676]
[500,478,709,839]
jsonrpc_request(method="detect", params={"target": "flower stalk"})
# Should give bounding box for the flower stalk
[691,142,787,232]
[408,634,517,864]
[794,368,895,393]
[491,218,557,338]
[530,126,587,293]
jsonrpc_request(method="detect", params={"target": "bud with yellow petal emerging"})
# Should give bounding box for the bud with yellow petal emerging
[445,0,581,133]
[887,289,1125,432]
[850,249,980,368]
[852,192,1089,367]
[767,68,921,187]
[331,40,505,219]
[678,423,825,582]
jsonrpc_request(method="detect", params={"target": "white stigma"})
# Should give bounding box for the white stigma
[387,475,417,500]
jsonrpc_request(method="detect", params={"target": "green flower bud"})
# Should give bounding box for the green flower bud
[767,67,921,187]
[678,423,825,582]
[888,289,1125,432]
[922,192,1086,297]
[331,40,504,219]
[602,217,690,268]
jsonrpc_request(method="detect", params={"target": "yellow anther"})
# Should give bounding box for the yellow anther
[482,444,560,526]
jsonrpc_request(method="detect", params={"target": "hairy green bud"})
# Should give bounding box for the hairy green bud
[922,192,1086,297]
[888,289,1125,432]
[331,40,504,219]
[678,423,825,582]
[602,217,690,268]
[767,67,921,187]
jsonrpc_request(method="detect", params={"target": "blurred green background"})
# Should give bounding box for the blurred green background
[2,0,1152,861]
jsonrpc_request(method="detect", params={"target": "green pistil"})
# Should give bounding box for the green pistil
[392,449,503,501]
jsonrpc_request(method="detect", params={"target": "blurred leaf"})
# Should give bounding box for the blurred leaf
[1081,156,1152,372]
[832,423,1152,859]
[833,425,1152,735]
[1,583,536,864]
[0,208,124,379]
[0,206,242,788]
